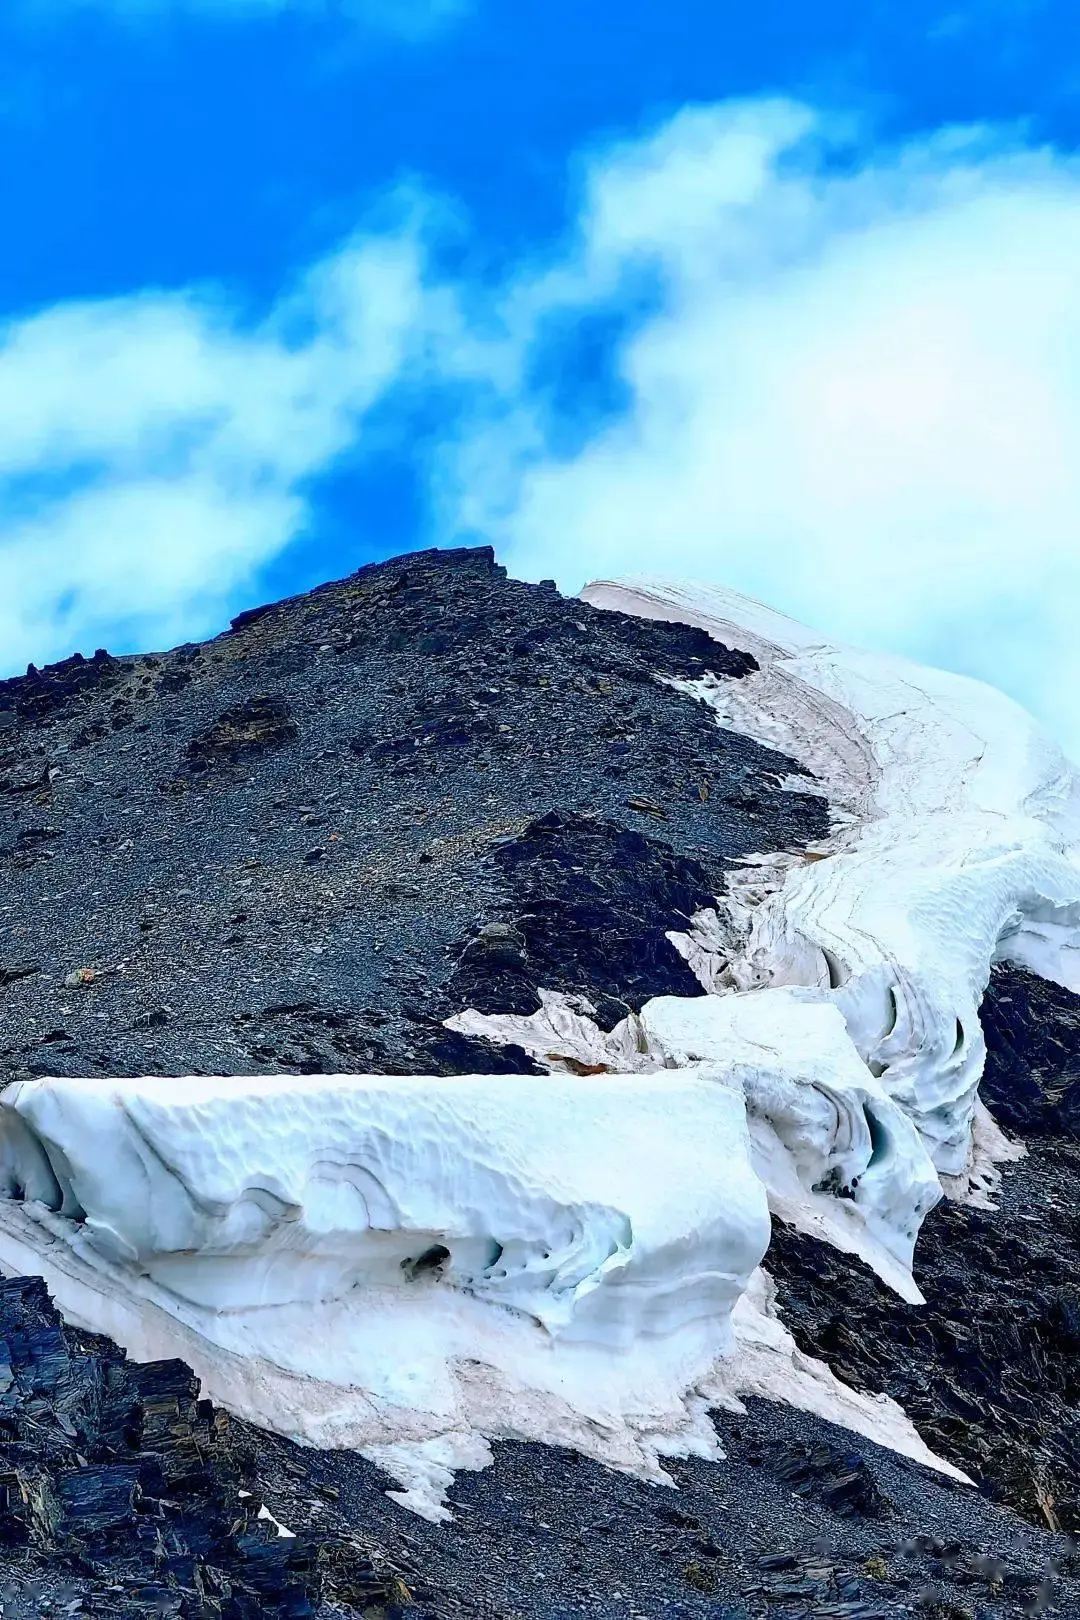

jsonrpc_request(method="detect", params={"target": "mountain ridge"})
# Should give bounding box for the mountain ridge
[0,546,1076,1618]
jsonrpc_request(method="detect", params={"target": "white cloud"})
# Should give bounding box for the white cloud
[435,102,1080,758]
[3,99,1079,761]
[0,224,438,668]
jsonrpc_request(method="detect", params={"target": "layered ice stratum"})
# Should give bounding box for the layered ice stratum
[0,578,1076,1519]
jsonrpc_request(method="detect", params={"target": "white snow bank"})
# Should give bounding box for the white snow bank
[449,990,942,1302]
[0,1068,770,1518]
[582,579,1080,1175]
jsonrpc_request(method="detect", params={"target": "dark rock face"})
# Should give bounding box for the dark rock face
[0,1275,408,1618]
[0,649,121,727]
[186,695,300,771]
[445,809,719,1022]
[979,964,1080,1137]
[769,1144,1080,1538]
[0,545,826,1084]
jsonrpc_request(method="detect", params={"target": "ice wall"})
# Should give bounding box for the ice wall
[449,990,942,1302]
[583,580,1080,1176]
[0,1067,773,1516]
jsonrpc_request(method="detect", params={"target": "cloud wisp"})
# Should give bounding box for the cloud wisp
[0,223,444,668]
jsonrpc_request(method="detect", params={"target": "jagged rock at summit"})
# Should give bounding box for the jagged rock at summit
[0,545,1078,1618]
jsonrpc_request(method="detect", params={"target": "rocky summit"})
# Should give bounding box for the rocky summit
[0,546,1077,1619]
[0,545,821,1083]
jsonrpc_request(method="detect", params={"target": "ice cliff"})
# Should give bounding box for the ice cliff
[583,580,1080,1177]
[0,575,1076,1519]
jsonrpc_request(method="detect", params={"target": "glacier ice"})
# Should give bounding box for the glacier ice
[449,990,942,1302]
[583,579,1080,1176]
[1,574,1077,1513]
[0,1068,770,1348]
[0,1067,772,1517]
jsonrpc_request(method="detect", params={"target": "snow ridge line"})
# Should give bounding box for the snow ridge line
[582,578,1080,1178]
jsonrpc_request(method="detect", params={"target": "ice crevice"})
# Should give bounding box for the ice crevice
[1,577,1077,1516]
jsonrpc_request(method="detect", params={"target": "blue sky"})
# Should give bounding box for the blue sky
[2,0,1079,750]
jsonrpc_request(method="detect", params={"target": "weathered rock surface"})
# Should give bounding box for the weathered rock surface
[0,546,822,1086]
[240,1389,1080,1619]
[0,1274,411,1618]
[980,965,1080,1139]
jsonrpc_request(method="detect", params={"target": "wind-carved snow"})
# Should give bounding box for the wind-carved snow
[0,1068,772,1519]
[583,579,1080,1177]
[449,991,942,1304]
[1,575,1075,1516]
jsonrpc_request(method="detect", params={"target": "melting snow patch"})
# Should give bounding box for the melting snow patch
[238,1490,296,1539]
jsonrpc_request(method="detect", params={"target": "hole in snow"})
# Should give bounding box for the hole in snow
[402,1244,451,1282]
[812,1165,856,1201]
[884,986,899,1040]
[821,948,848,990]
[865,1108,889,1170]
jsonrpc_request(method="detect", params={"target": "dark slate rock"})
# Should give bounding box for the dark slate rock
[768,1134,1080,1538]
[979,963,1080,1137]
[0,1276,408,1616]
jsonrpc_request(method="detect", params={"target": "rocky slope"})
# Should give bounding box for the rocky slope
[0,545,822,1083]
[0,546,1077,1618]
